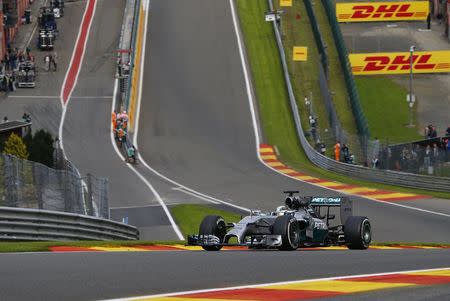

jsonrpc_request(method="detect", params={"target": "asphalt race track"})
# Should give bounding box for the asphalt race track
[1,1,449,301]
[137,0,450,242]
[0,249,449,300]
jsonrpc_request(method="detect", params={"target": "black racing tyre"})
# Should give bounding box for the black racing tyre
[199,215,226,251]
[344,216,371,250]
[272,215,300,251]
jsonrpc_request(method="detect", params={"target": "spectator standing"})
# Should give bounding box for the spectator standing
[430,126,437,138]
[44,54,50,71]
[445,125,450,137]
[446,139,450,161]
[51,52,57,71]
[112,111,117,131]
[334,141,341,161]
[432,143,439,162]
[342,143,350,163]
[424,145,432,174]
[371,157,379,168]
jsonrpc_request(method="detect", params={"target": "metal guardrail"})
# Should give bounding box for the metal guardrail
[0,207,139,241]
[267,0,450,192]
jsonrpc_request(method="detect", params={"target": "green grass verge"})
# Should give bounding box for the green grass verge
[356,77,421,143]
[171,204,242,238]
[0,240,182,253]
[236,0,450,199]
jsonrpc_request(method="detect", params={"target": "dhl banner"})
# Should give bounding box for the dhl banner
[337,1,429,22]
[349,51,450,75]
[280,0,292,7]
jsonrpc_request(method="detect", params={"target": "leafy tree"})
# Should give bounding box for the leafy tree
[3,133,29,159]
[28,129,54,168]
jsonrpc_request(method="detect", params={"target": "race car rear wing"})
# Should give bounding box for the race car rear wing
[308,197,353,225]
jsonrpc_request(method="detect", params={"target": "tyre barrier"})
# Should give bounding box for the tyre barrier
[0,207,139,241]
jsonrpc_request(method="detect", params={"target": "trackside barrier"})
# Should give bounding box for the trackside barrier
[0,207,139,241]
[266,0,450,192]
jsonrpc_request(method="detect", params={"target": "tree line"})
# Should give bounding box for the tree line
[0,130,55,168]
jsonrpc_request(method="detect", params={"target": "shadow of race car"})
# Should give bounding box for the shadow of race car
[188,191,372,251]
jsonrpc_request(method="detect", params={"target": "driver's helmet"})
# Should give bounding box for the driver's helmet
[275,206,287,216]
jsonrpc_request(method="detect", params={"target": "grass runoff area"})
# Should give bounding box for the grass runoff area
[0,204,448,252]
[172,204,241,237]
[236,0,449,199]
[356,77,421,143]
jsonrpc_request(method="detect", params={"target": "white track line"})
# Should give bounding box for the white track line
[103,266,450,300]
[132,0,250,213]
[229,0,449,219]
[111,78,183,240]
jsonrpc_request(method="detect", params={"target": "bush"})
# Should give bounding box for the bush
[3,133,29,159]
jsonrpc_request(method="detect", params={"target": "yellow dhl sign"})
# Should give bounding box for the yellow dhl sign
[280,0,293,7]
[293,46,308,61]
[337,1,429,22]
[349,51,450,75]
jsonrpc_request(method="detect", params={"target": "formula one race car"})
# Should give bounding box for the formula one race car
[188,191,372,251]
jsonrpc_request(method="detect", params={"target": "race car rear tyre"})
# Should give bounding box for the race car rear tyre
[344,216,371,250]
[273,215,300,251]
[199,215,226,251]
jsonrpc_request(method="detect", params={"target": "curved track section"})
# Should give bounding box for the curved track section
[137,0,450,242]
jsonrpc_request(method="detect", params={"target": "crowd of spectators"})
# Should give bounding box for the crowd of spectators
[378,126,450,174]
[0,48,35,92]
[330,124,450,175]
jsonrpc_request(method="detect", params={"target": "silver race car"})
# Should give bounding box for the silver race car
[188,191,371,251]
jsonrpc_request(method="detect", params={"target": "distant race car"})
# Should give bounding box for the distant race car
[188,191,372,251]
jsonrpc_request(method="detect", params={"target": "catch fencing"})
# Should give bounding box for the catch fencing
[0,154,109,218]
[321,0,370,141]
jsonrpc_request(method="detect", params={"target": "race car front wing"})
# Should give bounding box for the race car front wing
[187,234,283,248]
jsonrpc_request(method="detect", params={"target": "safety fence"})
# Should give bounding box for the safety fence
[303,0,328,76]
[0,154,109,218]
[298,0,367,162]
[322,0,370,142]
[267,0,450,192]
[0,207,138,241]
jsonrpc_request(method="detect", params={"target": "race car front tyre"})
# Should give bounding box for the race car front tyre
[199,215,226,251]
[273,215,300,251]
[344,216,371,250]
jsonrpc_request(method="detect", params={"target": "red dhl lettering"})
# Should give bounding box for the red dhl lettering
[362,55,436,72]
[351,4,414,19]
